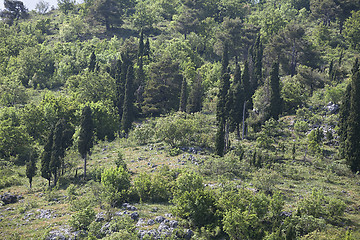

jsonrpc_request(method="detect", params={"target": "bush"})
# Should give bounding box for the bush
[133,172,172,203]
[101,167,131,206]
[294,120,309,134]
[114,151,127,170]
[129,121,155,145]
[69,207,95,231]
[298,189,346,223]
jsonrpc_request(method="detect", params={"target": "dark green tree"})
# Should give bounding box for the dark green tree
[57,0,75,14]
[78,106,94,179]
[338,83,351,158]
[250,35,263,91]
[231,62,244,139]
[138,30,144,58]
[0,0,28,25]
[187,75,203,113]
[241,60,251,139]
[144,38,150,57]
[142,56,182,116]
[41,130,53,186]
[89,51,96,72]
[50,119,65,185]
[88,0,133,31]
[26,149,38,189]
[121,64,135,135]
[179,77,187,112]
[215,45,230,156]
[269,62,282,120]
[343,58,360,172]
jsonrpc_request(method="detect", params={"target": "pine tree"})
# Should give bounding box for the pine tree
[121,64,135,135]
[89,51,96,72]
[78,106,94,179]
[26,149,38,189]
[41,130,53,186]
[215,45,230,156]
[179,77,187,112]
[187,75,203,113]
[344,58,360,172]
[269,62,282,120]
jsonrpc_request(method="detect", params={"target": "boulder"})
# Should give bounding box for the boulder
[155,216,166,223]
[130,211,139,221]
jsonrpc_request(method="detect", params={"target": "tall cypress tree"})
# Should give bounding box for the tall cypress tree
[250,35,263,93]
[136,31,146,102]
[241,60,251,139]
[89,51,96,72]
[344,58,360,172]
[215,45,230,156]
[78,105,94,179]
[231,62,244,139]
[179,77,187,112]
[121,64,135,135]
[41,130,53,186]
[187,75,203,113]
[26,149,38,189]
[50,119,64,185]
[144,38,150,57]
[138,30,144,58]
[338,84,351,158]
[269,62,282,120]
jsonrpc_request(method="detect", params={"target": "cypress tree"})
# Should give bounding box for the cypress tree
[121,64,135,135]
[50,119,65,185]
[138,30,144,58]
[344,58,360,172]
[26,149,38,189]
[338,83,351,157]
[215,45,230,156]
[187,75,203,113]
[231,62,244,139]
[41,130,53,186]
[179,77,187,112]
[118,53,132,120]
[144,38,150,57]
[89,51,96,72]
[241,60,250,139]
[78,105,94,179]
[269,62,282,120]
[250,35,263,92]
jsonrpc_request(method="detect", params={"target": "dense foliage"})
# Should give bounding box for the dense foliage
[0,0,360,239]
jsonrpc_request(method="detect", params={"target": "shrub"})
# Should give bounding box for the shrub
[294,120,309,134]
[69,207,95,231]
[101,167,131,206]
[133,172,172,203]
[114,151,127,170]
[129,122,155,145]
[298,189,346,223]
[172,188,217,227]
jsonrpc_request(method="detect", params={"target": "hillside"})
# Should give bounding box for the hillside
[1,0,360,239]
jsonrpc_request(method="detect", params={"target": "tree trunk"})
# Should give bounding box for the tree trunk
[29,179,32,189]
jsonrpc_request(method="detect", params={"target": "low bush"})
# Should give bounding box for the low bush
[69,206,95,231]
